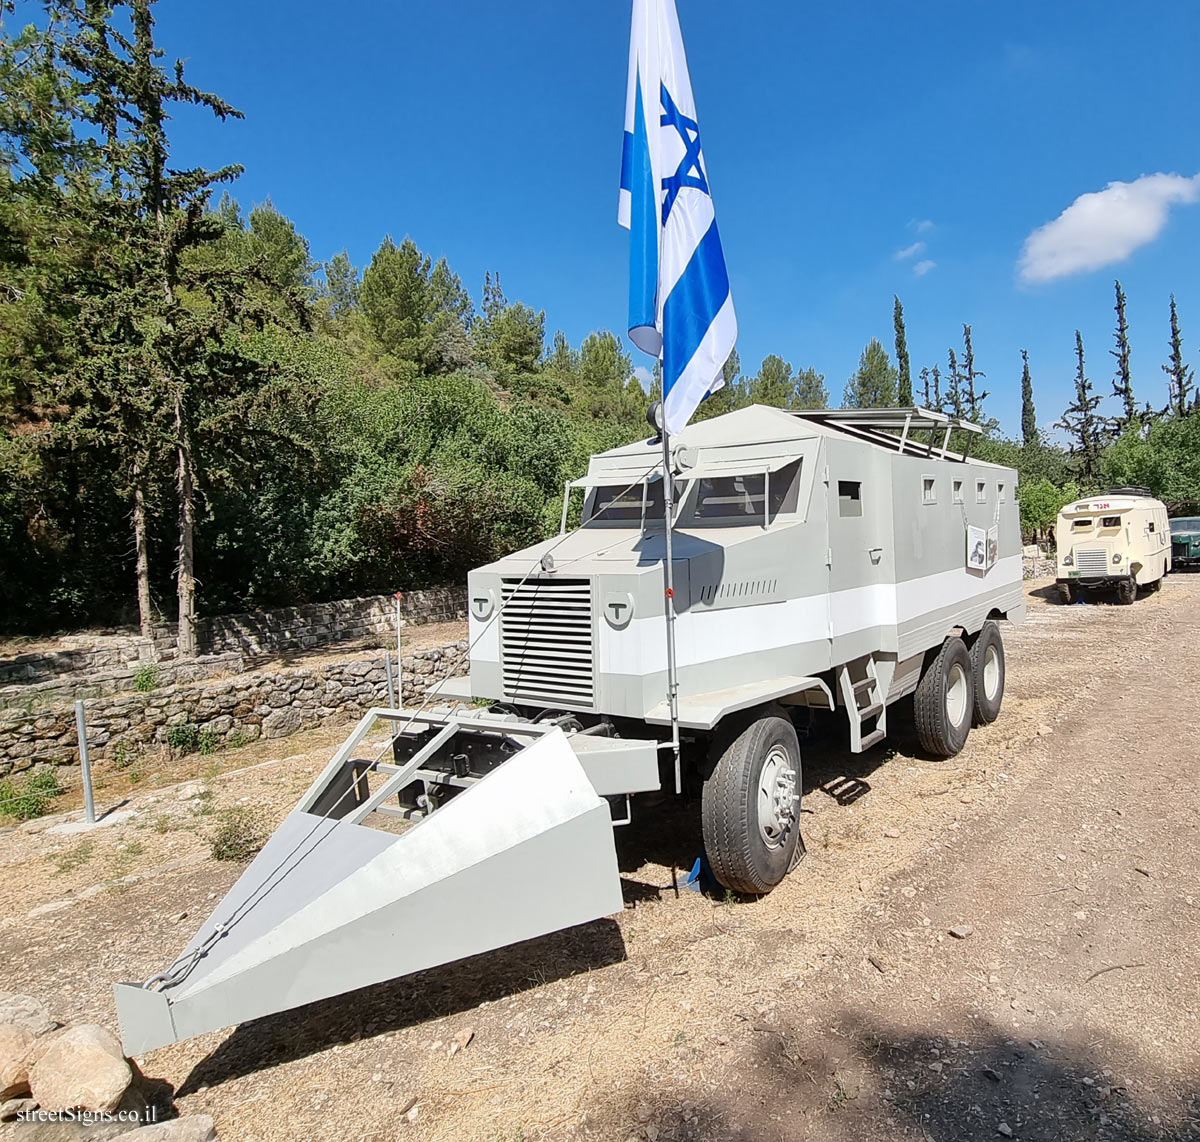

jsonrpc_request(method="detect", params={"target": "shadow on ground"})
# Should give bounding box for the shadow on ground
[175,917,626,1096]
[595,1012,1200,1141]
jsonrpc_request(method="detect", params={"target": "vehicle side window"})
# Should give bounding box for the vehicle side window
[1101,516,1121,528]
[998,482,1006,503]
[1148,521,1155,533]
[838,480,862,518]
[921,476,936,505]
[953,479,964,504]
[976,480,987,504]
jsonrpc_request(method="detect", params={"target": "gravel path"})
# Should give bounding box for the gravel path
[1,577,1196,1141]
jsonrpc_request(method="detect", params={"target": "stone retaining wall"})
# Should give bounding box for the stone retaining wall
[0,653,244,714]
[0,586,467,687]
[0,642,468,777]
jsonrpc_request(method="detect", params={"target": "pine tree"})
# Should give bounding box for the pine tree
[793,366,828,409]
[1057,331,1107,484]
[1163,294,1194,417]
[944,348,965,418]
[322,251,360,319]
[842,339,897,408]
[748,354,795,408]
[1020,349,1038,447]
[33,0,317,653]
[893,296,912,405]
[961,324,988,422]
[1111,280,1137,425]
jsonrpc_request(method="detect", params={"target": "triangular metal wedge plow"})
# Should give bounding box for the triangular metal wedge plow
[115,725,624,1055]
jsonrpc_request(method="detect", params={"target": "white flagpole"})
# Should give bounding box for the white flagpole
[658,414,682,794]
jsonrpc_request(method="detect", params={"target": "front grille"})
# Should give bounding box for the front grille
[500,577,594,709]
[1174,540,1191,557]
[1075,549,1109,576]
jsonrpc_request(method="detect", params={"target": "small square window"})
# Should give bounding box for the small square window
[953,479,964,504]
[998,482,1007,503]
[838,480,862,518]
[976,480,987,504]
[922,476,937,505]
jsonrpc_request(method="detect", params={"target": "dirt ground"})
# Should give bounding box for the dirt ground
[2,575,1198,1141]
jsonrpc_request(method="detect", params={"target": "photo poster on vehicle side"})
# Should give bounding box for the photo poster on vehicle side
[966,525,987,572]
[987,525,999,570]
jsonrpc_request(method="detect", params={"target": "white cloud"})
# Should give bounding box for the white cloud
[632,365,655,391]
[912,260,936,277]
[913,219,935,234]
[895,241,926,261]
[1019,172,1200,284]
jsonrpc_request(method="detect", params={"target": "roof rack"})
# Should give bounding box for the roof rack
[1106,485,1153,497]
[785,407,983,461]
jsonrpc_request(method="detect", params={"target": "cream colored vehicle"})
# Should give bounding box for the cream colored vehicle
[1056,487,1172,604]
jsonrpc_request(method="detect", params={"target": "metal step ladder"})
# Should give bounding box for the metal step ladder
[836,655,887,753]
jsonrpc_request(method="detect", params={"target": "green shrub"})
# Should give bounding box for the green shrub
[133,664,159,692]
[166,723,201,754]
[26,766,62,797]
[0,766,63,821]
[209,806,267,862]
[167,723,220,756]
[225,728,250,749]
[110,741,141,770]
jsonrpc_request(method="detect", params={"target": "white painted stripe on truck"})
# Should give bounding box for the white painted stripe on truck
[599,555,1022,676]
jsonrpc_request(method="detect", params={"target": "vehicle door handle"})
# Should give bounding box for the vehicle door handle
[868,547,885,562]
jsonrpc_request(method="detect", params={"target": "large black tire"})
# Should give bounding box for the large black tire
[1058,581,1079,605]
[914,637,973,757]
[968,621,1005,726]
[1116,578,1137,605]
[702,713,802,895]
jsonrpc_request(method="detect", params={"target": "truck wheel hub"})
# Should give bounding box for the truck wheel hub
[758,745,797,848]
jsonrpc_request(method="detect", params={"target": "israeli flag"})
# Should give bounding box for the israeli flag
[619,0,737,436]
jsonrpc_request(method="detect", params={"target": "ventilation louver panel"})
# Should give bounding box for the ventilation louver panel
[501,578,595,709]
[1074,549,1109,577]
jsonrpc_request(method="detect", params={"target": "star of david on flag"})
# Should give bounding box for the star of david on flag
[619,0,737,436]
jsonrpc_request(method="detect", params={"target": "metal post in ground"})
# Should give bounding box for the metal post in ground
[74,699,96,824]
[394,591,404,709]
[384,650,396,709]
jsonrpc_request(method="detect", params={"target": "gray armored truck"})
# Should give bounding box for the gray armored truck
[116,405,1026,1055]
[450,403,1024,886]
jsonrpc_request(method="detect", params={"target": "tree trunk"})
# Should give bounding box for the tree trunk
[175,399,197,659]
[132,465,153,639]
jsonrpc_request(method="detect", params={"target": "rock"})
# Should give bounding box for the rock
[453,1028,475,1052]
[0,1024,34,1099]
[949,924,975,940]
[900,886,917,899]
[1036,724,1053,737]
[635,1104,653,1123]
[0,997,57,1039]
[982,1066,1002,1083]
[167,912,187,924]
[1,1096,36,1121]
[28,1025,131,1113]
[175,783,203,802]
[997,1124,1013,1138]
[883,828,901,839]
[260,707,301,740]
[118,1115,216,1142]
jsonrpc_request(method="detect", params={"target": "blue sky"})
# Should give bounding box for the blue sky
[151,1,1200,437]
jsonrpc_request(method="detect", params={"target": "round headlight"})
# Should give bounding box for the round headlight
[1113,553,1122,564]
[1063,553,1073,566]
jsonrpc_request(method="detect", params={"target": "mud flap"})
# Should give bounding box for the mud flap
[116,728,623,1056]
